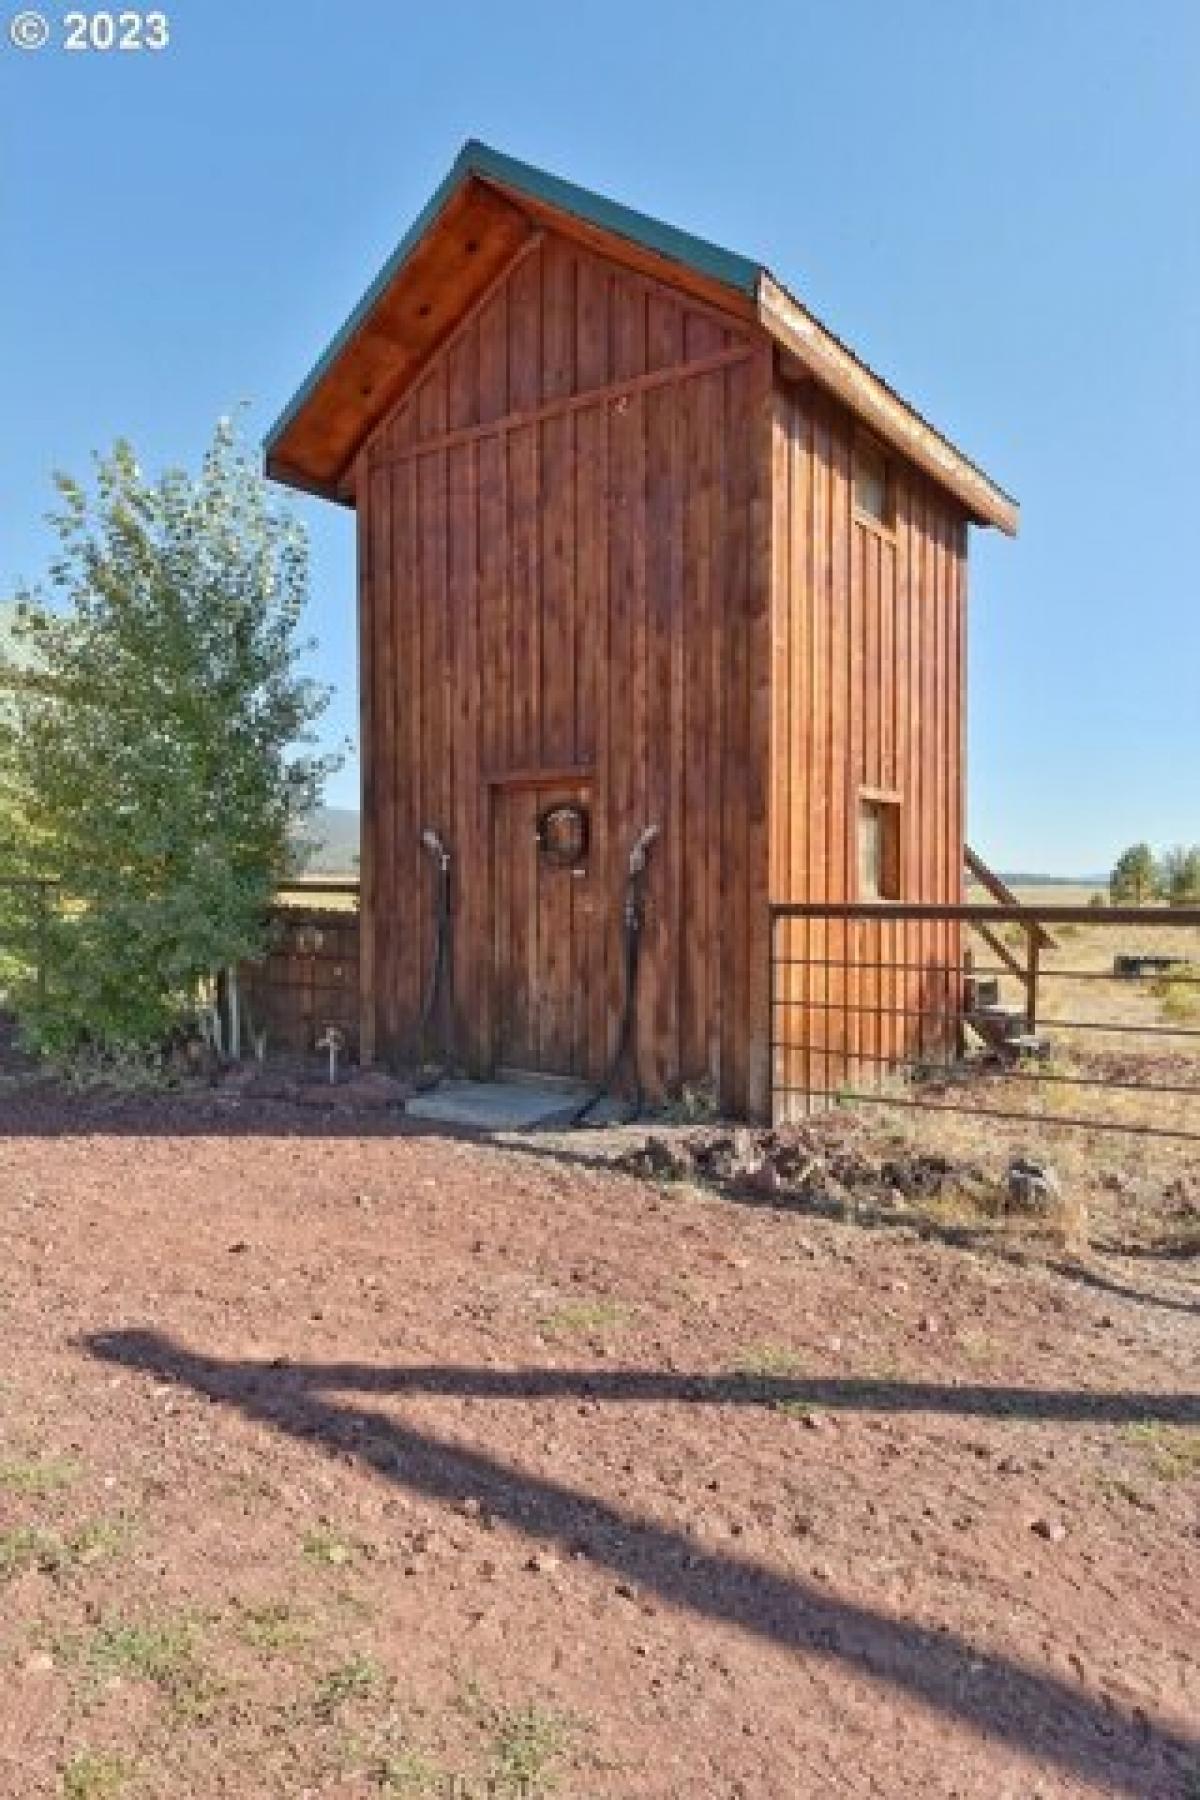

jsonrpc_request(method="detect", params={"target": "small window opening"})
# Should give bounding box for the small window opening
[858,796,902,900]
[854,436,892,530]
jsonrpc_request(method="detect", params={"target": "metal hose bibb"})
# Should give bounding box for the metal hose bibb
[625,824,659,926]
[420,827,449,873]
[574,823,660,1125]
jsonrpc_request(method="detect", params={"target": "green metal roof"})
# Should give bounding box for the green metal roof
[263,139,760,464]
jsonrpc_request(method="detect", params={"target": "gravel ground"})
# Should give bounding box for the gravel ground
[0,1081,1198,1798]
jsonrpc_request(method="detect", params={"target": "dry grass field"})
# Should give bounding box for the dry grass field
[960,886,1200,1148]
[274,880,360,915]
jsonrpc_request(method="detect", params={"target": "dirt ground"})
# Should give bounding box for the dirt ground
[1,1082,1198,1799]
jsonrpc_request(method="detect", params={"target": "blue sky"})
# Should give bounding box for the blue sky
[2,0,1197,873]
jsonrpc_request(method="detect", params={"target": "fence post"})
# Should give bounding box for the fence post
[958,944,973,1058]
[767,907,776,1126]
[1025,930,1040,1035]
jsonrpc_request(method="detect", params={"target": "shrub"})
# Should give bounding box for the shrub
[1154,963,1200,1023]
[1160,845,1200,908]
[1109,843,1158,906]
[0,421,340,1058]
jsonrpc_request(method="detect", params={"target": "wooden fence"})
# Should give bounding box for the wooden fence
[239,881,360,1060]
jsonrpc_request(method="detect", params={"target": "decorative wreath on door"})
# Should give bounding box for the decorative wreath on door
[536,802,590,868]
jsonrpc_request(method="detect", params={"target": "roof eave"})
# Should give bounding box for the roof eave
[265,456,353,508]
[263,139,762,500]
[758,273,1019,536]
[263,141,482,489]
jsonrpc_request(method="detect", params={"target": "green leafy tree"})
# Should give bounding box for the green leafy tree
[1108,842,1159,906]
[0,420,339,1056]
[1159,844,1200,907]
[0,601,31,843]
[0,600,36,997]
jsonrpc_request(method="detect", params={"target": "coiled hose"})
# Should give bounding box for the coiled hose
[574,824,659,1125]
[414,827,451,1081]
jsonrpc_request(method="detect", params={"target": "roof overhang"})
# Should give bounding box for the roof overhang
[264,165,534,502]
[758,275,1018,534]
[265,140,1018,535]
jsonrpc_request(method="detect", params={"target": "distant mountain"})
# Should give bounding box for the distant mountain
[298,805,360,875]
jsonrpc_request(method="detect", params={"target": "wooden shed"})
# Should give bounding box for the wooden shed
[266,142,1017,1120]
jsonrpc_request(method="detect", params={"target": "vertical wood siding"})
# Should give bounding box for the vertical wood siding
[356,230,772,1114]
[242,911,360,1059]
[769,379,968,1115]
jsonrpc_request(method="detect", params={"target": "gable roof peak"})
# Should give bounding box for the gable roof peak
[265,141,1017,534]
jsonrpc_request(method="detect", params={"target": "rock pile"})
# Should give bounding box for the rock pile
[1005,1155,1062,1215]
[616,1126,993,1217]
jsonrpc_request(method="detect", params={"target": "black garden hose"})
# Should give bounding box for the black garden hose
[413,827,451,1084]
[574,824,659,1126]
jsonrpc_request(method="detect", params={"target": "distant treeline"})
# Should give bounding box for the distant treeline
[1108,842,1200,907]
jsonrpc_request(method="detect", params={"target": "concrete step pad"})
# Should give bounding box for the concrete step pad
[405,1078,594,1133]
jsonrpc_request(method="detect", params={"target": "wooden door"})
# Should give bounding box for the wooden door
[492,780,595,1077]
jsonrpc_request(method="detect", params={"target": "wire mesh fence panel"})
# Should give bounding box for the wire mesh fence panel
[770,901,1200,1144]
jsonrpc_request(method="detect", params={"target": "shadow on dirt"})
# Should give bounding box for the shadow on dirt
[84,1326,1200,1799]
[1046,1258,1200,1317]
[85,1345,1200,1427]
